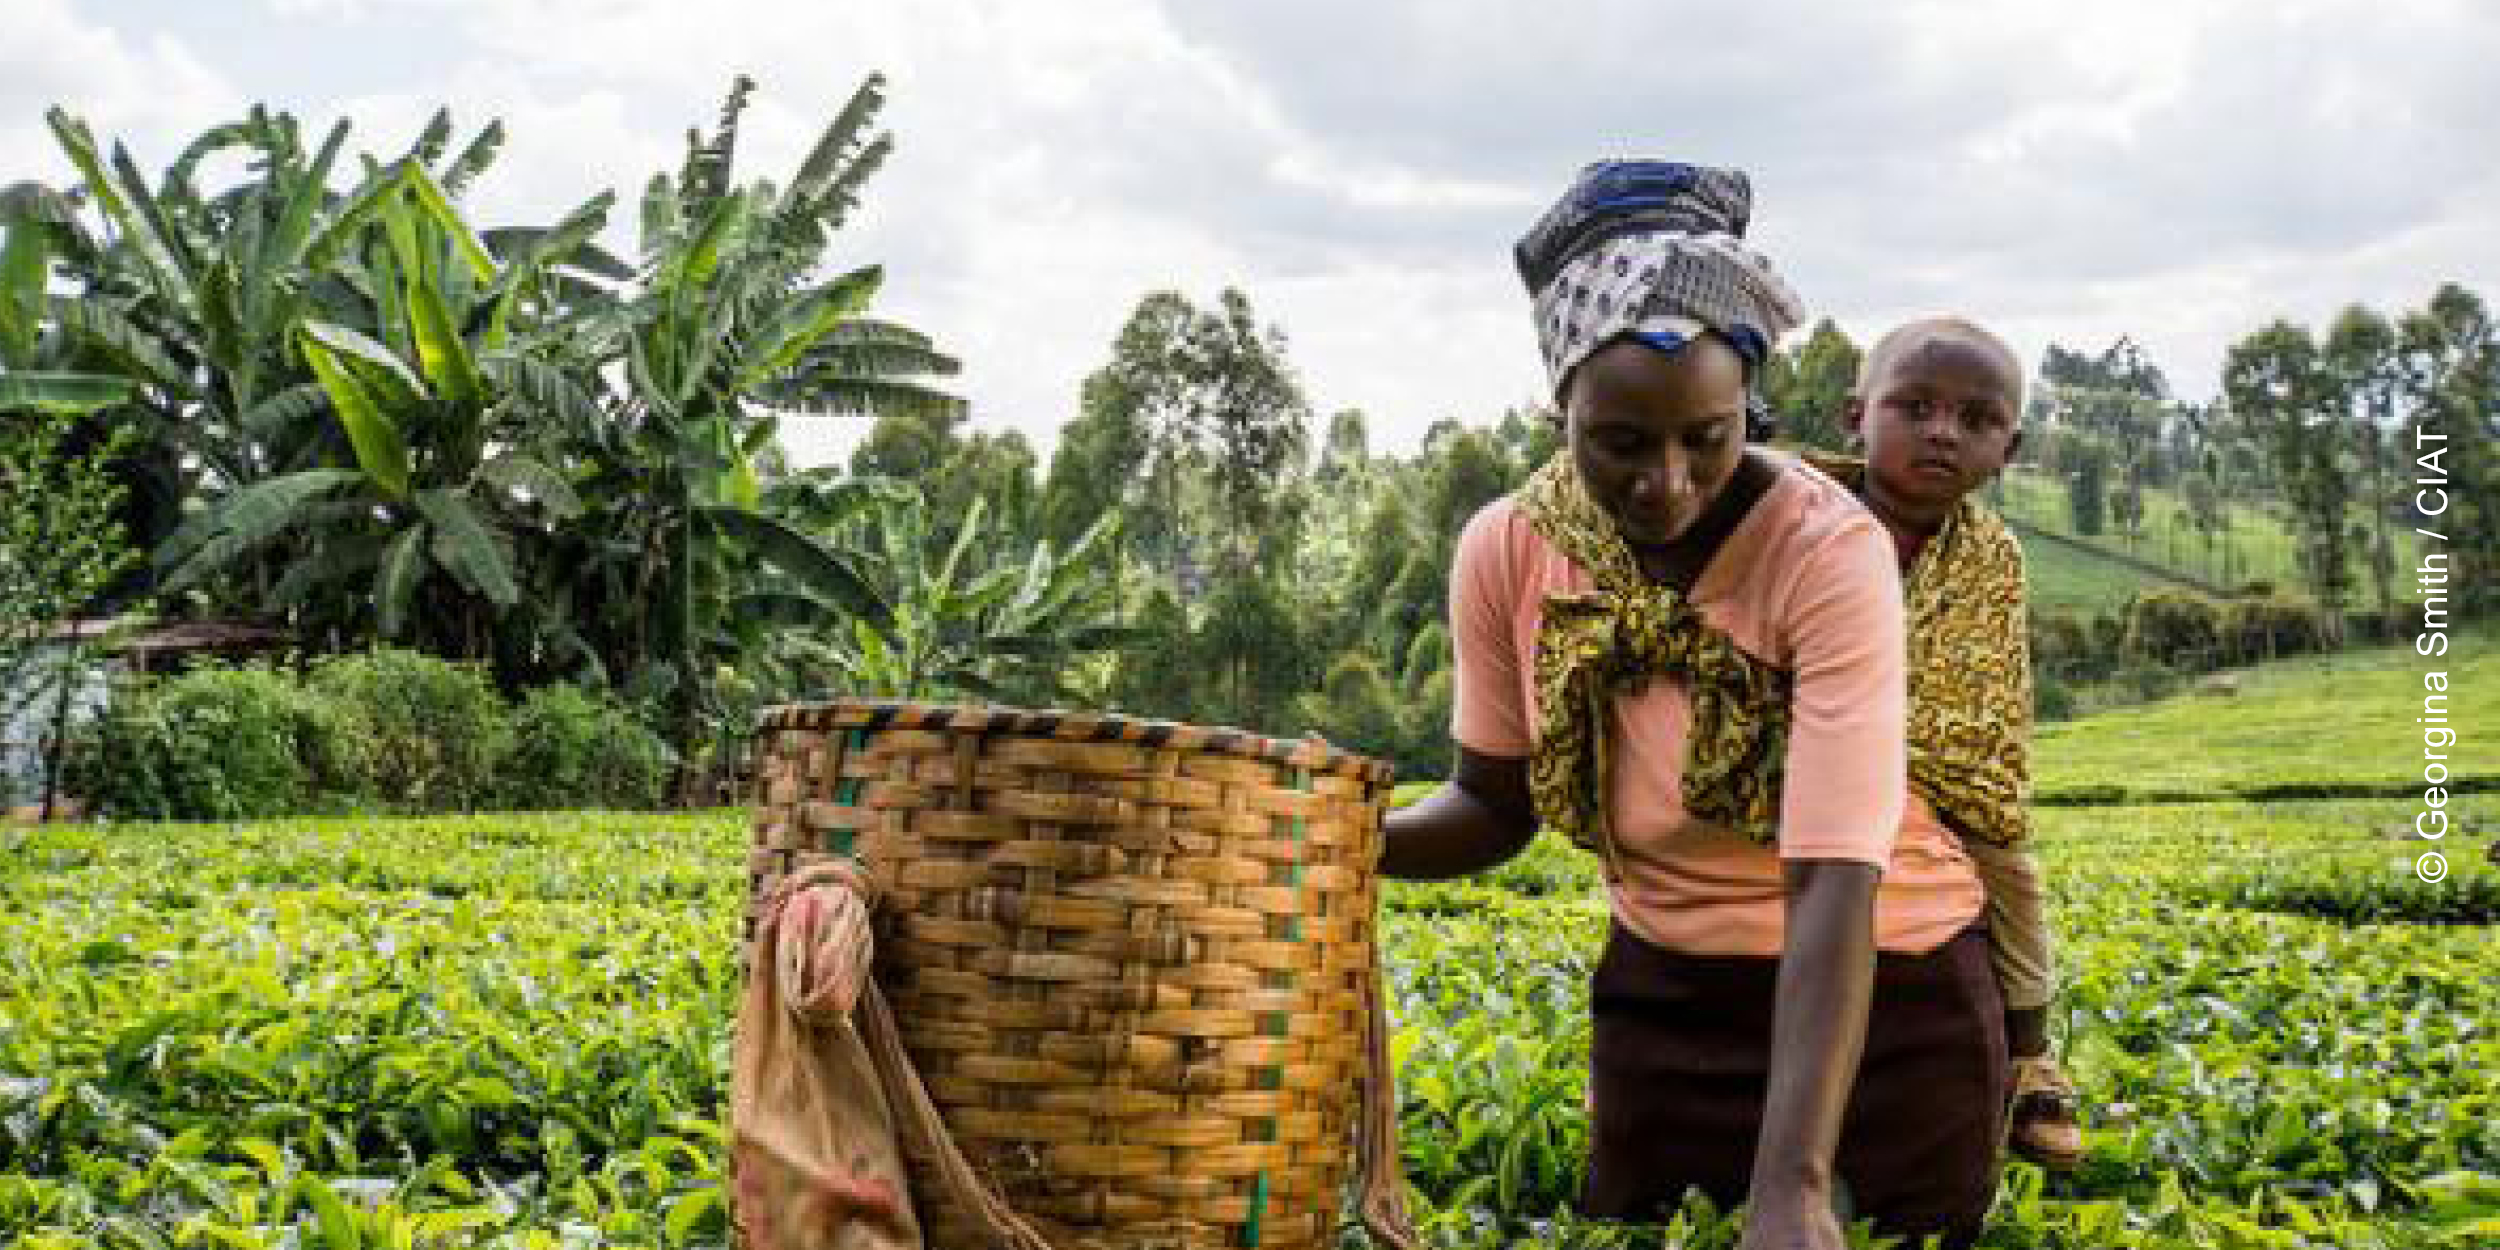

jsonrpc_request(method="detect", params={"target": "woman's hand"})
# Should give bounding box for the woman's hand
[1736,1189,1847,1250]
[1743,859,1877,1247]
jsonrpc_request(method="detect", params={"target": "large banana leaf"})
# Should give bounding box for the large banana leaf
[156,468,362,589]
[479,451,583,519]
[698,504,889,626]
[482,355,608,439]
[791,319,961,385]
[436,118,505,199]
[0,215,44,366]
[403,264,485,413]
[262,118,350,291]
[397,164,496,285]
[735,266,881,387]
[46,299,187,393]
[300,324,414,500]
[414,486,519,606]
[374,527,428,637]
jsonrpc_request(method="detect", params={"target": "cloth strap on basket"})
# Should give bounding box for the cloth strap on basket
[733,859,1423,1250]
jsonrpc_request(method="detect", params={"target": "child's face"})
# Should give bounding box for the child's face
[1846,334,2022,514]
[1565,337,1749,546]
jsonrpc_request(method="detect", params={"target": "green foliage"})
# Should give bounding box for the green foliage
[66,664,349,820]
[65,651,689,820]
[308,648,510,812]
[1761,317,1861,452]
[0,408,135,757]
[30,83,954,779]
[8,696,2498,1249]
[775,489,1133,707]
[0,809,742,1248]
[499,684,673,811]
[2120,589,2224,664]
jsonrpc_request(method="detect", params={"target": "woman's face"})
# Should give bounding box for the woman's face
[1564,336,1749,545]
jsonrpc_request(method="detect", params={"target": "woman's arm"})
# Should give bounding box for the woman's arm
[1741,517,1907,1249]
[1740,859,1878,1247]
[1381,747,1537,880]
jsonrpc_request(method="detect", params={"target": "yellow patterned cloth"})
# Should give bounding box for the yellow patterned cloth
[1802,453,2032,847]
[1515,455,1794,868]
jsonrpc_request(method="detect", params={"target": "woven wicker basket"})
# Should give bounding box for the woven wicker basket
[745,698,1403,1250]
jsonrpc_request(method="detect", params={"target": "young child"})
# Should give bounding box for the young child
[1835,316,2084,1171]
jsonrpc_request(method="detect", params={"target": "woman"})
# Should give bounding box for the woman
[1382,161,2006,1250]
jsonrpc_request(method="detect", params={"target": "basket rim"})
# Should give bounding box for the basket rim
[753,696,1396,785]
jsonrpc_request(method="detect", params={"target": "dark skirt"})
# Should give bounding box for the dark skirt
[1579,920,2008,1250]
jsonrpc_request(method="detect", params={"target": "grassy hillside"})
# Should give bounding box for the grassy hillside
[2036,630,2497,802]
[2013,521,2208,617]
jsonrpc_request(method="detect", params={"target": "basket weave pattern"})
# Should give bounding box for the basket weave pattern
[747,700,1396,1250]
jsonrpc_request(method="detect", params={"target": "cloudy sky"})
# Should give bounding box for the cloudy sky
[6,0,2495,466]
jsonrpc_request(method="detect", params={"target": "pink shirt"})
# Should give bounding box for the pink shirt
[1450,453,1984,956]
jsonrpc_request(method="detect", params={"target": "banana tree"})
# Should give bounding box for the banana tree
[39,104,516,604]
[563,74,963,762]
[773,492,1137,703]
[154,160,615,672]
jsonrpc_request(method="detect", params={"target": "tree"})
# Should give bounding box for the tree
[1196,289,1312,570]
[2065,433,2111,537]
[1079,291,1207,579]
[2395,284,2498,613]
[923,428,1040,540]
[39,105,510,609]
[848,403,965,481]
[2326,305,2403,635]
[1316,408,1370,491]
[1761,318,1860,451]
[553,74,961,769]
[152,161,606,665]
[0,410,135,813]
[1074,288,1312,579]
[2043,336,2166,400]
[2224,321,2355,637]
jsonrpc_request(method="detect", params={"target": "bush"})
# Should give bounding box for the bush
[2221,593,2327,664]
[2034,668,2079,722]
[2088,613,2125,667]
[2029,610,2092,673]
[2120,589,2223,669]
[499,684,673,811]
[69,663,351,820]
[310,648,509,812]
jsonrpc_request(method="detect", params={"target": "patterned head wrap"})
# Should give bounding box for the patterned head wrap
[1506,160,1815,863]
[1515,160,1807,397]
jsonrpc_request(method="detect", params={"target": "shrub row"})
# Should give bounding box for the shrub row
[65,649,672,820]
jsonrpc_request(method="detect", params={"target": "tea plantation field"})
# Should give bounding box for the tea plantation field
[3,649,2494,1248]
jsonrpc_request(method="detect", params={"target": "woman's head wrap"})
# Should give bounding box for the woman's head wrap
[1516,160,1806,397]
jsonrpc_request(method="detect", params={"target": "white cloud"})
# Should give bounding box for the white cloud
[0,1,241,189]
[8,0,2495,466]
